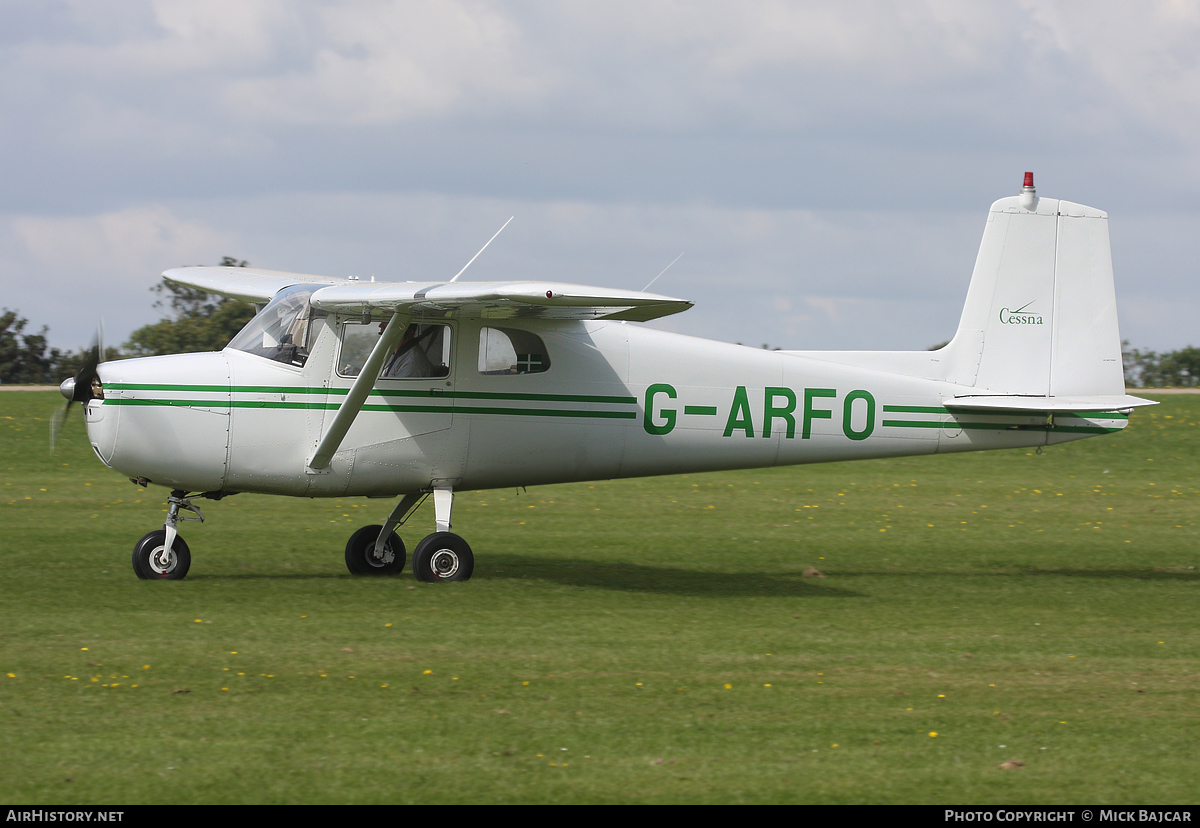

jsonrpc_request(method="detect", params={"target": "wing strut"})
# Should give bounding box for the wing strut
[307,311,409,471]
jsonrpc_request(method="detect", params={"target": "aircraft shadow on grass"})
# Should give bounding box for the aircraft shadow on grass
[824,568,1198,582]
[1017,568,1199,582]
[187,556,865,598]
[480,555,865,597]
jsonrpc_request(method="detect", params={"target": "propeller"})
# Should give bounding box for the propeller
[50,324,104,455]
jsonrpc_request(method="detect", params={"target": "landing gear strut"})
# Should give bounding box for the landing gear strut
[413,487,473,582]
[344,486,474,581]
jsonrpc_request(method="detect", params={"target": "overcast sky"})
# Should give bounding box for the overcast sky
[3,0,1198,356]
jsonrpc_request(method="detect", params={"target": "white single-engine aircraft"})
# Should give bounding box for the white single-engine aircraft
[57,173,1155,581]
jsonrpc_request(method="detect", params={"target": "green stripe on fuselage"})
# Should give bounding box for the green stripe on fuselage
[104,383,635,406]
[103,397,635,420]
[881,419,1122,434]
[882,403,1128,421]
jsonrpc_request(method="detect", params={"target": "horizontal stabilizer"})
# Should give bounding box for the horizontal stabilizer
[943,394,1158,413]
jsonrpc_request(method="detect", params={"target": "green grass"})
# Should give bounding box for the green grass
[1,391,1197,804]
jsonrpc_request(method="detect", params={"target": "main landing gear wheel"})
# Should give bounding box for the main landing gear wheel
[345,525,406,575]
[412,532,474,582]
[132,530,191,580]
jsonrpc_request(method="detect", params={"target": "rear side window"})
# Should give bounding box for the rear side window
[478,327,551,375]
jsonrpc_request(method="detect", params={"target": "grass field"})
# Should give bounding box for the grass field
[1,390,1197,804]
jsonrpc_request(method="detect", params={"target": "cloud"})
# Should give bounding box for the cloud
[1,206,236,349]
[8,3,1200,152]
[12,205,232,275]
[0,2,1197,351]
[220,2,548,126]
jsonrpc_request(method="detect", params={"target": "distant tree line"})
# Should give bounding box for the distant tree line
[1123,341,1200,388]
[926,339,1200,388]
[124,258,255,358]
[0,310,64,384]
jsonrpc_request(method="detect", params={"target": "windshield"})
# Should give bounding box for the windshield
[226,284,318,367]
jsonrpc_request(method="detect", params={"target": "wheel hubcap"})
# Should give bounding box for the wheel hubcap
[148,545,176,575]
[368,544,395,566]
[430,548,459,578]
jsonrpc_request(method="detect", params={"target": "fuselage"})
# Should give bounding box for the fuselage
[85,314,1127,497]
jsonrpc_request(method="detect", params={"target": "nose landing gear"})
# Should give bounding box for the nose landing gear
[132,490,202,580]
[132,530,191,579]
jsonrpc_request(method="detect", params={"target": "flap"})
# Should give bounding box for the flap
[308,280,692,321]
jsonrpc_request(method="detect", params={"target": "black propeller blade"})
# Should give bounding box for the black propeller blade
[50,325,104,455]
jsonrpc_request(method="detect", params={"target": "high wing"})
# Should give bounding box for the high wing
[163,267,348,303]
[163,267,693,322]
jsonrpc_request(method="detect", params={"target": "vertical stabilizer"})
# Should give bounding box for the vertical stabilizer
[942,174,1125,397]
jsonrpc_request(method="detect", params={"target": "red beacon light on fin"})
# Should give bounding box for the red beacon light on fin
[1020,171,1037,210]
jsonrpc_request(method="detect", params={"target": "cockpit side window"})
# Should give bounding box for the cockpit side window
[338,320,452,379]
[226,284,320,367]
[478,327,551,375]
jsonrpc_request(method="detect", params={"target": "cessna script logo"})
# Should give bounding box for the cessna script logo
[999,301,1044,325]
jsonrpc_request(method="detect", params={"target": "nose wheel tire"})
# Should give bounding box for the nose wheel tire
[412,532,473,582]
[345,525,406,575]
[132,530,191,580]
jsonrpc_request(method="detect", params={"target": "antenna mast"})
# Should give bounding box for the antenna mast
[449,216,514,283]
[642,252,684,292]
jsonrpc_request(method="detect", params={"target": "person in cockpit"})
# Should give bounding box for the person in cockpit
[382,324,434,378]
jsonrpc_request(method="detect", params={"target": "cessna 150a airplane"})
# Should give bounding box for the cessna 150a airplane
[56,173,1154,581]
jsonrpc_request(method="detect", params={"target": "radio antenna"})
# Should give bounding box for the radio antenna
[642,252,684,292]
[450,216,514,283]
